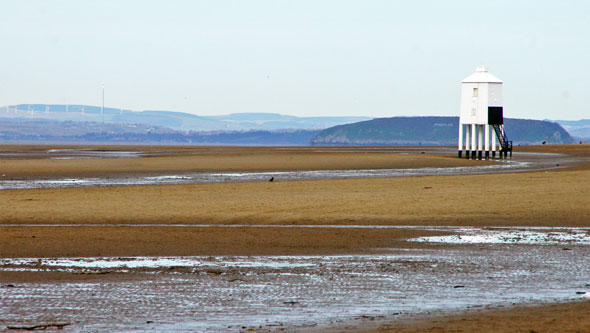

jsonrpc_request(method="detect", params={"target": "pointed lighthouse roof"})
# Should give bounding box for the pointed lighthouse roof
[462,66,503,83]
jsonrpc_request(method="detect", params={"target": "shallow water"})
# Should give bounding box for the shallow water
[0,148,145,160]
[0,162,528,190]
[1,227,589,331]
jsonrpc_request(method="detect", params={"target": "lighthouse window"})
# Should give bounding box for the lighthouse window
[473,88,478,97]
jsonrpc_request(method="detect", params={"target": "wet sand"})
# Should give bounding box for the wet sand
[0,226,445,259]
[372,300,590,333]
[2,144,590,331]
[3,233,590,331]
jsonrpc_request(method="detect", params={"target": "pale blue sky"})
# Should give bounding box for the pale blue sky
[0,1,588,120]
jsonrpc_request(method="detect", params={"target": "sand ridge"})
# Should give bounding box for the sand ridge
[2,168,590,227]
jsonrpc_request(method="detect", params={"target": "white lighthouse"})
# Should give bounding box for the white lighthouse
[458,66,512,159]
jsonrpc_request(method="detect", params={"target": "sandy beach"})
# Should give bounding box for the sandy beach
[2,144,590,331]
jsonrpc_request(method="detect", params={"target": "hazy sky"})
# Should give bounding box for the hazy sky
[0,1,588,120]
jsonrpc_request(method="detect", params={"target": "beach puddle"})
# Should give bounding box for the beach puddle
[409,227,590,245]
[1,226,590,331]
[46,149,145,159]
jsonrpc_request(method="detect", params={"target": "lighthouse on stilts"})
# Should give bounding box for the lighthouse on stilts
[458,66,512,159]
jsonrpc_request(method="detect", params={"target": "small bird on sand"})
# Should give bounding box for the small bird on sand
[269,177,274,182]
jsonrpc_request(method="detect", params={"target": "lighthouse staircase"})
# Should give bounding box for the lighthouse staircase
[492,124,512,157]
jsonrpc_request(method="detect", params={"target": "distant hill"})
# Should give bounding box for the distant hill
[311,117,574,146]
[553,119,590,140]
[0,106,578,146]
[0,119,319,146]
[0,105,370,131]
[207,113,371,131]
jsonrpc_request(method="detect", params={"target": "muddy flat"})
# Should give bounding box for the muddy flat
[2,144,590,331]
